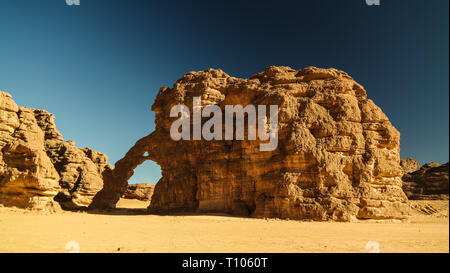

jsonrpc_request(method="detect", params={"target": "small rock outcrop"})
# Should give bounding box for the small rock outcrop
[400,158,420,174]
[402,162,449,200]
[123,183,155,201]
[90,66,410,221]
[0,91,111,211]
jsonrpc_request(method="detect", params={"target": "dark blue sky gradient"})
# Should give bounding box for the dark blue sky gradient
[0,0,448,184]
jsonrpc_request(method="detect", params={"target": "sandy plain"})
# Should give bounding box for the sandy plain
[0,199,448,253]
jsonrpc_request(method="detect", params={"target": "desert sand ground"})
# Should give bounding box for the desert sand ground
[0,199,448,253]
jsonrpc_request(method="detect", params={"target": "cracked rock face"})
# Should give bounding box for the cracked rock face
[0,91,110,211]
[90,66,410,221]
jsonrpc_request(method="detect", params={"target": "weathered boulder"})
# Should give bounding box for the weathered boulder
[0,91,110,211]
[123,183,154,201]
[402,162,449,200]
[90,66,410,221]
[400,158,420,174]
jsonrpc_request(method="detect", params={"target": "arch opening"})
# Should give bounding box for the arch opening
[116,160,161,209]
[89,132,160,210]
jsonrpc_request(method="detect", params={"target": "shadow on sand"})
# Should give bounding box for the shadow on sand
[86,207,252,219]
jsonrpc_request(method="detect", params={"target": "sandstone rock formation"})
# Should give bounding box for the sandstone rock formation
[0,92,61,211]
[90,66,410,221]
[123,183,155,201]
[402,162,449,200]
[400,158,420,174]
[0,91,110,211]
[50,140,111,209]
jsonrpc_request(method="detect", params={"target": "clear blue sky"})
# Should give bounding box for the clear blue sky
[0,0,448,184]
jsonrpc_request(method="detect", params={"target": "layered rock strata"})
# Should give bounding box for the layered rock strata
[0,91,110,210]
[123,183,155,201]
[402,162,449,200]
[90,66,410,221]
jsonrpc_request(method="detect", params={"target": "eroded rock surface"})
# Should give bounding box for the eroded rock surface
[0,93,61,211]
[0,91,110,211]
[402,162,449,200]
[123,183,154,201]
[90,66,410,221]
[400,158,420,174]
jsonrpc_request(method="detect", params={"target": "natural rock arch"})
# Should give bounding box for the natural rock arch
[89,132,159,209]
[89,66,410,221]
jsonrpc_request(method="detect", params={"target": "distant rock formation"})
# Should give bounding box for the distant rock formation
[0,91,111,211]
[90,66,410,221]
[402,162,449,200]
[400,158,420,174]
[123,183,154,201]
